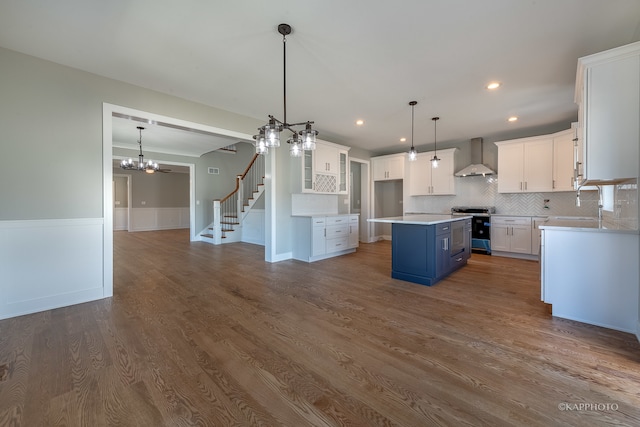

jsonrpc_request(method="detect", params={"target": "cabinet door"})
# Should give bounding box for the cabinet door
[531,217,547,256]
[523,139,553,192]
[303,150,314,191]
[585,55,640,180]
[497,143,525,193]
[315,143,338,174]
[435,234,450,278]
[490,224,510,252]
[408,154,432,195]
[312,225,326,257]
[372,157,387,181]
[553,131,575,191]
[510,225,532,254]
[338,150,348,193]
[430,150,455,195]
[386,155,405,180]
[348,217,359,248]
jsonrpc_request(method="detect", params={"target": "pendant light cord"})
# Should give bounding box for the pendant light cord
[282,33,287,126]
[411,104,415,149]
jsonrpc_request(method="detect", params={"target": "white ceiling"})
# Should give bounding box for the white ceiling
[112,114,249,157]
[2,0,640,155]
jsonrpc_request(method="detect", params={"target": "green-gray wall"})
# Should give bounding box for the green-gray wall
[0,46,262,223]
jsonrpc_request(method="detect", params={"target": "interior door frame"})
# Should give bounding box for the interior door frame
[349,157,372,243]
[102,102,255,297]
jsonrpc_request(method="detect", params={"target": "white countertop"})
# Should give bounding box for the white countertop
[291,213,359,218]
[368,214,472,225]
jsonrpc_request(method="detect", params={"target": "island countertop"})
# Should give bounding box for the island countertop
[368,214,472,226]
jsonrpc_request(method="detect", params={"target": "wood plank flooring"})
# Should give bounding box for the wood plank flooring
[1,228,640,426]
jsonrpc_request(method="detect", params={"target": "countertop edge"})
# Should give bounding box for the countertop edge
[368,214,473,225]
[540,224,639,234]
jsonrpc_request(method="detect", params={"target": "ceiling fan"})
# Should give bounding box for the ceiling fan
[120,126,171,174]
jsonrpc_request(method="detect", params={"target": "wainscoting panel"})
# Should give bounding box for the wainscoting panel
[114,207,128,230]
[242,209,265,246]
[130,207,189,231]
[0,218,105,320]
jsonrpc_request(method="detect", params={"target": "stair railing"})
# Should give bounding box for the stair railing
[212,154,264,243]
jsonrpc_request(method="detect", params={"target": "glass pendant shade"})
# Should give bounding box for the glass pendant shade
[254,130,269,155]
[431,155,440,168]
[300,123,317,151]
[289,135,303,157]
[265,120,281,148]
[408,147,417,161]
[145,160,159,173]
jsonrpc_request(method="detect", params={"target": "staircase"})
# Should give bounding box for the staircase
[200,154,265,244]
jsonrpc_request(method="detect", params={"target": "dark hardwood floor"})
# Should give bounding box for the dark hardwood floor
[1,228,639,426]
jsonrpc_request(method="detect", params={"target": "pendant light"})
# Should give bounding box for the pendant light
[120,126,160,174]
[407,101,418,161]
[253,23,318,156]
[431,117,441,168]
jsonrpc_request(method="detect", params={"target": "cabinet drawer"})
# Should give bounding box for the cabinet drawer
[349,215,359,224]
[436,222,452,235]
[492,216,531,226]
[326,236,349,253]
[311,217,326,227]
[326,216,349,226]
[326,224,349,238]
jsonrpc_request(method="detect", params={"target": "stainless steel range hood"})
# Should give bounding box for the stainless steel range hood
[455,137,496,177]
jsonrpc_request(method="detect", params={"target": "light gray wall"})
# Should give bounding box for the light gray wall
[113,176,128,208]
[113,168,189,208]
[0,46,262,222]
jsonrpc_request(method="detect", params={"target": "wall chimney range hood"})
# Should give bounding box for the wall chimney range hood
[455,137,496,177]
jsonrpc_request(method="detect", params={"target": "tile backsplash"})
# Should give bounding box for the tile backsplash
[404,175,637,223]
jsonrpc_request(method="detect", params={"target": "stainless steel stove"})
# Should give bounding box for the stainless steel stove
[451,206,495,254]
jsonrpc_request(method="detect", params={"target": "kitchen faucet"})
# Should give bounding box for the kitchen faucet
[575,184,604,222]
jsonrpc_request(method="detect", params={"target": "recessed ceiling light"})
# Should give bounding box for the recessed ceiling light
[355,119,364,126]
[508,116,518,122]
[487,82,501,90]
[400,137,407,142]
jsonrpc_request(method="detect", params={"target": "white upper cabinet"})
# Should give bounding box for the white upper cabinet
[408,148,457,196]
[575,41,640,182]
[496,137,553,193]
[552,129,575,192]
[372,154,405,181]
[315,142,339,174]
[291,140,350,194]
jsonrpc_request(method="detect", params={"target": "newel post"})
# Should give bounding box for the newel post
[213,200,222,244]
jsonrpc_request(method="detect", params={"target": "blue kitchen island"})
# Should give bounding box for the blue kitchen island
[370,214,472,286]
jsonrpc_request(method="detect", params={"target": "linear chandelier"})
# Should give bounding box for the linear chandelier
[253,23,318,157]
[120,126,160,174]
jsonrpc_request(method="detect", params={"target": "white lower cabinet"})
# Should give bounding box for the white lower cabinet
[348,215,359,248]
[293,215,358,262]
[325,216,349,254]
[311,217,326,257]
[541,227,639,333]
[491,216,533,257]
